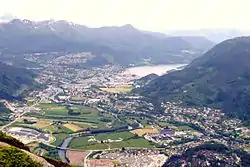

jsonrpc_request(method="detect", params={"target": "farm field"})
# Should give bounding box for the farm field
[69,131,155,150]
[100,85,133,93]
[66,150,89,166]
[94,131,134,141]
[30,118,52,129]
[21,114,112,135]
[37,103,68,115]
[25,103,119,133]
[52,133,70,147]
[109,138,155,148]
[131,127,159,136]
[63,123,82,132]
[13,119,73,134]
[73,122,96,129]
[34,103,100,120]
[69,105,99,118]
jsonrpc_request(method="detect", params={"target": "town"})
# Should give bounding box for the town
[0,52,249,167]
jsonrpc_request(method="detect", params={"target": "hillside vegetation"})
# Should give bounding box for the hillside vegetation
[0,146,42,167]
[0,132,70,167]
[0,62,36,99]
[140,37,250,121]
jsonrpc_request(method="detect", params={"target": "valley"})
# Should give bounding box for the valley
[1,2,250,167]
[0,48,250,166]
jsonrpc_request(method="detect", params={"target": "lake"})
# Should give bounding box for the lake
[124,64,186,77]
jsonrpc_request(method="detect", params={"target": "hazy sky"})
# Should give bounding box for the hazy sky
[0,0,249,31]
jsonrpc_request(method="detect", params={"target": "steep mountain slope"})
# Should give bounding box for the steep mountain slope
[0,132,70,167]
[0,19,214,65]
[140,37,250,121]
[135,73,159,87]
[0,62,36,99]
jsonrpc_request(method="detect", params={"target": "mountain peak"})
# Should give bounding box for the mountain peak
[120,24,137,30]
[121,24,134,28]
[9,19,23,24]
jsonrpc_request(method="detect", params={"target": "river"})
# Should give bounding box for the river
[123,64,186,77]
[58,136,73,163]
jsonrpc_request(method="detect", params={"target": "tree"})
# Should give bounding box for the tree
[0,147,42,167]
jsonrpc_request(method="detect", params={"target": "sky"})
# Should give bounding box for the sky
[0,0,249,32]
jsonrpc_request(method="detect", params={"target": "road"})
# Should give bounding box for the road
[84,151,92,167]
[0,87,63,132]
[0,100,40,131]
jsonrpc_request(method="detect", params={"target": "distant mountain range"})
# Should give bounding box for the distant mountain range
[168,29,250,43]
[0,19,215,65]
[140,36,250,121]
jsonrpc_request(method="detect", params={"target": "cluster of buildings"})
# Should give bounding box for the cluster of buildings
[99,149,167,167]
[158,102,250,151]
[8,52,249,164]
[145,128,175,144]
[7,127,50,144]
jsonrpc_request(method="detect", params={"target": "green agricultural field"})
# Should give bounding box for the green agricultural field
[12,119,73,134]
[73,122,97,129]
[52,133,69,147]
[68,136,91,149]
[37,103,68,115]
[36,103,100,120]
[69,136,109,150]
[26,103,125,134]
[69,131,155,150]
[94,131,134,141]
[47,124,73,133]
[109,138,155,148]
[84,143,109,150]
[69,105,99,118]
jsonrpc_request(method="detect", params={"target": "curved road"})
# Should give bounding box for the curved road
[0,100,40,131]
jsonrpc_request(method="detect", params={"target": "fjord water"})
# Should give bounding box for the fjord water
[124,64,186,77]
